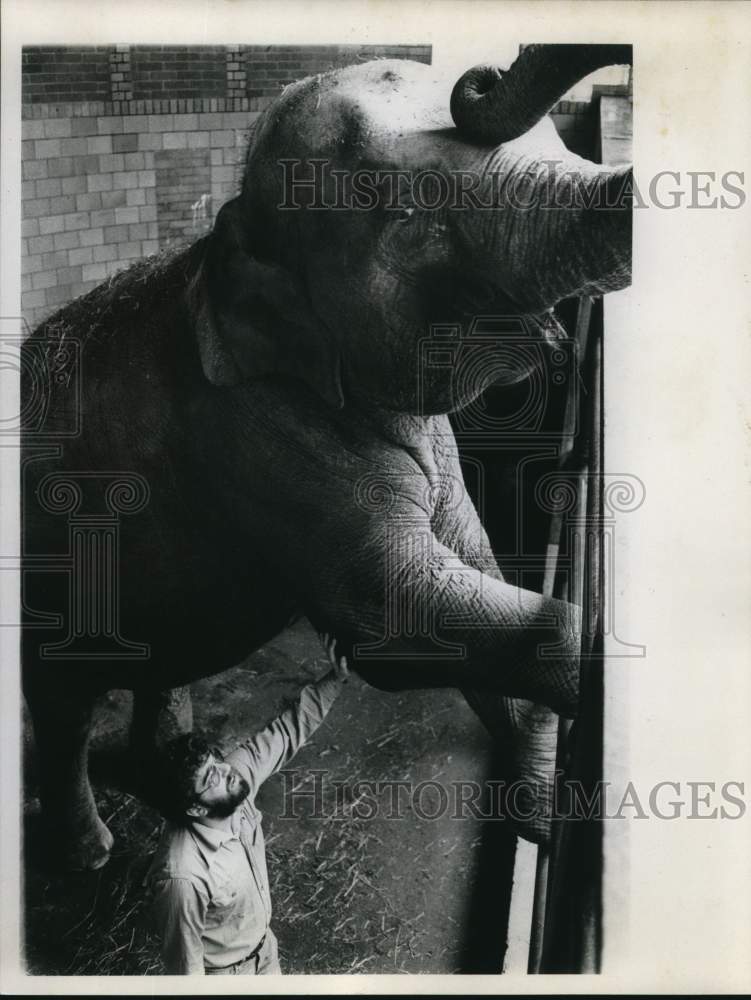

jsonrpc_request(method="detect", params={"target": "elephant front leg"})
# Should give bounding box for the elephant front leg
[26,686,114,871]
[463,690,559,845]
[130,685,194,759]
[440,494,562,845]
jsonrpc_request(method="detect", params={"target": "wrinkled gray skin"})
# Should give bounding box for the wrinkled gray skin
[451,43,632,144]
[23,47,631,870]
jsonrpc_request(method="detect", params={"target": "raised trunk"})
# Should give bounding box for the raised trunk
[471,159,633,311]
[451,43,632,145]
[523,162,633,309]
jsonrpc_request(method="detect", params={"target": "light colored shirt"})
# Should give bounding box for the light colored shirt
[147,671,343,974]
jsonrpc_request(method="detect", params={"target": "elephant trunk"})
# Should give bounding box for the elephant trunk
[475,160,633,310]
[451,43,632,145]
[531,162,633,307]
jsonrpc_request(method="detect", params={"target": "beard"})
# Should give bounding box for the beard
[206,770,251,818]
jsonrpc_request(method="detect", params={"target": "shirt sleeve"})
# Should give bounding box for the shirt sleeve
[227,669,343,796]
[151,876,207,975]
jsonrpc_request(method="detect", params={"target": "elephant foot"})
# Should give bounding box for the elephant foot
[463,691,559,845]
[500,698,559,845]
[66,816,115,870]
[51,812,115,872]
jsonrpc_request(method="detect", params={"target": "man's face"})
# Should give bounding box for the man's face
[189,753,250,820]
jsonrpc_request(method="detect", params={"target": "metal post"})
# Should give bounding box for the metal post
[528,295,604,973]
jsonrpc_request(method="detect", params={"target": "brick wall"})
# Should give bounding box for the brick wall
[21,43,430,329]
[21,109,251,325]
[22,47,111,105]
[154,147,213,246]
[131,46,227,101]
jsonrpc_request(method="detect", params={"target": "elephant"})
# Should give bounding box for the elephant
[21,43,632,872]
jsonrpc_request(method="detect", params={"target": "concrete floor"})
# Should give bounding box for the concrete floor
[23,619,517,975]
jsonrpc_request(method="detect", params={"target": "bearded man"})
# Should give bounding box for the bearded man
[147,634,348,975]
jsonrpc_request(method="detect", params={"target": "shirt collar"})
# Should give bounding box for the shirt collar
[189,814,240,862]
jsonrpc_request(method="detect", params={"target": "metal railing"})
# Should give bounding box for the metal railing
[525,294,605,973]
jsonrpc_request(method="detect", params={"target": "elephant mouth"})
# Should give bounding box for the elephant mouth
[419,267,566,391]
[418,265,564,345]
[418,264,520,323]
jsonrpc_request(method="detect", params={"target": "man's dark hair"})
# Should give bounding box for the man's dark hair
[156,731,221,823]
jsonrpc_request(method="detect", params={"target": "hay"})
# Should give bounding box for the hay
[25,704,459,975]
[25,787,165,975]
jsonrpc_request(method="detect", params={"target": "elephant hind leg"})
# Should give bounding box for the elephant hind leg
[463,690,559,846]
[25,683,113,871]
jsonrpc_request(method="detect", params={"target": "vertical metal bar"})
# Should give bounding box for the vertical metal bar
[578,320,604,971]
[527,295,594,972]
[538,306,604,973]
[526,508,563,973]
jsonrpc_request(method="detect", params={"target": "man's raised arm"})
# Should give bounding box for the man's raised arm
[226,638,348,797]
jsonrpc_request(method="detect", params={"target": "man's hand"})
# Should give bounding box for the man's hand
[318,632,349,683]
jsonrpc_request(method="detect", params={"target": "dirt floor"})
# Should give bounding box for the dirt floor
[23,619,517,976]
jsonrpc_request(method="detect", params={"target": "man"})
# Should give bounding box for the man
[147,634,348,975]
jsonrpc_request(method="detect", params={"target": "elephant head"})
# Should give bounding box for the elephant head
[195,45,632,414]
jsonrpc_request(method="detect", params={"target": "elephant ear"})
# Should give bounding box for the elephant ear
[188,196,344,408]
